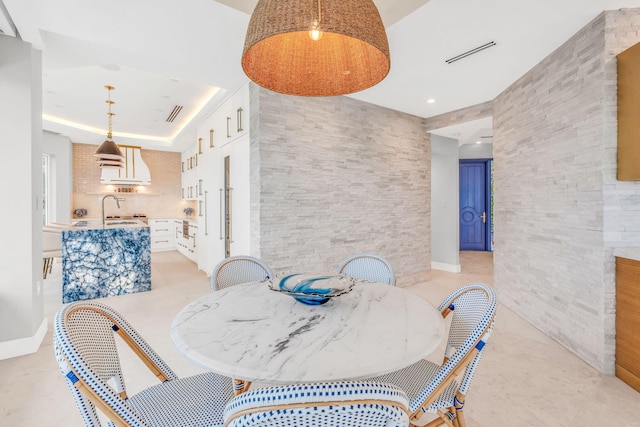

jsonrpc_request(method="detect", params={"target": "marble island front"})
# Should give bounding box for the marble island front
[62,221,151,303]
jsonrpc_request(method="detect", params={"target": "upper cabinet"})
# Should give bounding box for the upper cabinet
[181,146,198,200]
[617,41,640,181]
[182,83,250,201]
[101,145,151,185]
[200,84,250,152]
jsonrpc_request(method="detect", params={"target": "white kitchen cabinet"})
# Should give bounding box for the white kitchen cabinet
[175,219,198,262]
[232,84,249,140]
[188,222,198,261]
[205,84,250,152]
[149,218,176,252]
[196,134,250,275]
[190,82,251,275]
[181,147,198,200]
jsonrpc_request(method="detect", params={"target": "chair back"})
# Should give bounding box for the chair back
[211,256,274,291]
[336,253,396,285]
[223,381,410,427]
[53,301,178,426]
[412,283,497,414]
[43,228,62,253]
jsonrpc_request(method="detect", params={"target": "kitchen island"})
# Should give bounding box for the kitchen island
[61,221,151,303]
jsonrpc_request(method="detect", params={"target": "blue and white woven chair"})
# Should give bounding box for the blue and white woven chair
[211,255,274,292]
[53,301,235,427]
[370,283,497,427]
[336,253,396,286]
[223,381,411,427]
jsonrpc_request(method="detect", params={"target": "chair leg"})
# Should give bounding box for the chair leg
[455,408,467,427]
[424,411,455,427]
[451,408,461,427]
[233,379,252,395]
[454,392,467,427]
[43,258,50,279]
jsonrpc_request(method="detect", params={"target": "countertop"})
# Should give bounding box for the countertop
[71,219,149,230]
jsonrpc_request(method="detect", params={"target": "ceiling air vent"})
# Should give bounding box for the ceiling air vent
[166,105,183,123]
[445,41,496,64]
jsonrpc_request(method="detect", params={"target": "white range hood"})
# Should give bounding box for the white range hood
[101,145,151,185]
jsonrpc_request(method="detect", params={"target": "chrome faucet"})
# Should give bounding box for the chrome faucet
[101,194,121,225]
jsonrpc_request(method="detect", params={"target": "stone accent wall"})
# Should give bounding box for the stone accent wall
[493,9,640,374]
[602,9,640,372]
[424,101,493,131]
[72,144,193,220]
[252,86,430,286]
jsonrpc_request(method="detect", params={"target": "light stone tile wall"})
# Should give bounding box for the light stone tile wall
[493,9,640,374]
[602,8,640,372]
[72,143,195,220]
[424,101,493,132]
[251,86,430,286]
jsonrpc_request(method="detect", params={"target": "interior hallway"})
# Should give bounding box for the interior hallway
[1,250,639,426]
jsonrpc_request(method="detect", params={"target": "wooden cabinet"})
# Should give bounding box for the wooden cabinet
[149,219,175,252]
[617,42,640,180]
[616,256,640,392]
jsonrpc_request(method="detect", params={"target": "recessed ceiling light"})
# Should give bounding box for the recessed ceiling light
[427,98,436,104]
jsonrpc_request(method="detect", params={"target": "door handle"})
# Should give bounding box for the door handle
[219,188,224,240]
[228,187,233,244]
[237,107,243,132]
[204,191,209,236]
[481,212,487,223]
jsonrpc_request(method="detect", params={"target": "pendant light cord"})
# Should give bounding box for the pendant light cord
[105,85,115,139]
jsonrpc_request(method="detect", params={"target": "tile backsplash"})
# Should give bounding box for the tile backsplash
[72,143,196,220]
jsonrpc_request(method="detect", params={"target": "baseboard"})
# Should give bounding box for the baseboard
[431,261,461,273]
[0,318,48,360]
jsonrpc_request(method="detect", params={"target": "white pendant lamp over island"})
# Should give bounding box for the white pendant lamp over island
[94,85,124,169]
[241,0,390,97]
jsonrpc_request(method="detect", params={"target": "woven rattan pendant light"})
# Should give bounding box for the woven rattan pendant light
[94,85,124,169]
[242,0,390,97]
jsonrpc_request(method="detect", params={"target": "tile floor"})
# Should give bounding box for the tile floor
[1,251,639,426]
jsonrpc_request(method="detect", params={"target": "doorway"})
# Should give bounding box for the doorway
[459,159,493,251]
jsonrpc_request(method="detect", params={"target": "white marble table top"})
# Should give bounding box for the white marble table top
[171,280,445,384]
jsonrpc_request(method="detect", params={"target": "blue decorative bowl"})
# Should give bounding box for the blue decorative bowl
[269,274,354,305]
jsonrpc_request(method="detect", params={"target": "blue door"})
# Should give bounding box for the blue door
[459,160,491,251]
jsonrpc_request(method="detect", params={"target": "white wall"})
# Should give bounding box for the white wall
[43,131,72,224]
[430,134,460,271]
[0,35,46,359]
[459,142,493,159]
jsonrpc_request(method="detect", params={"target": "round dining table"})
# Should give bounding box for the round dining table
[171,280,444,386]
